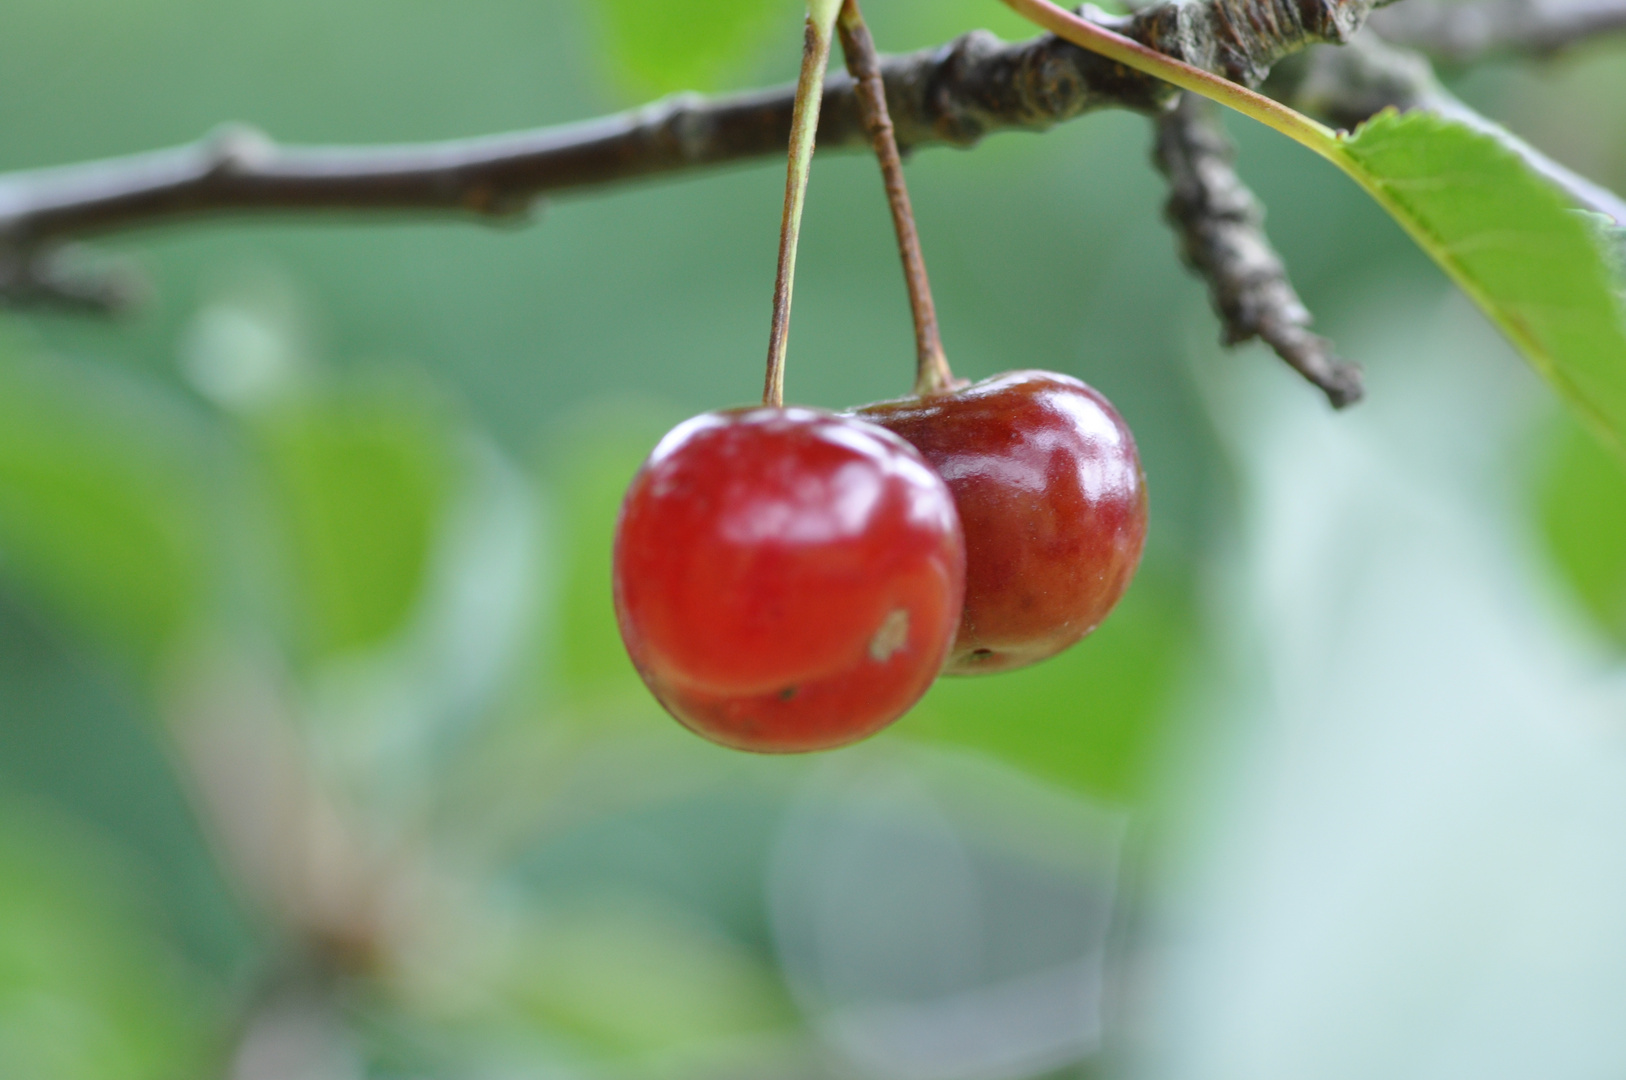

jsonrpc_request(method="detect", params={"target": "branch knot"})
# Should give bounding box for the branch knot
[205,124,276,177]
[1129,0,1383,85]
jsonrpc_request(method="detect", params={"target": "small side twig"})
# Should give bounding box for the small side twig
[1153,93,1363,407]
[0,245,144,314]
[1369,0,1626,62]
[837,0,957,397]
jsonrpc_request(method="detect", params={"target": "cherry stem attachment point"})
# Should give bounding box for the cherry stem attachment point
[836,0,956,397]
[764,9,837,408]
[997,0,1340,162]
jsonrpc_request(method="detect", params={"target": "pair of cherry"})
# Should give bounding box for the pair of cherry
[612,371,1147,752]
[608,0,1147,752]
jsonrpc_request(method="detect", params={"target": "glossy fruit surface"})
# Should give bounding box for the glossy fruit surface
[613,407,965,753]
[853,370,1146,675]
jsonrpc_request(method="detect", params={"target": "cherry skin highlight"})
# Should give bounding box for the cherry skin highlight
[852,370,1147,675]
[612,407,966,753]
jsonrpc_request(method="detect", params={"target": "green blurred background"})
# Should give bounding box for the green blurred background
[3,2,1626,1078]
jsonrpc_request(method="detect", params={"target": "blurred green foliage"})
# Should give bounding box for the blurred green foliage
[0,802,214,1080]
[902,566,1194,804]
[545,407,681,702]
[0,340,208,671]
[254,386,456,661]
[0,1,1622,1078]
[590,0,796,94]
[1537,414,1626,649]
[498,900,793,1057]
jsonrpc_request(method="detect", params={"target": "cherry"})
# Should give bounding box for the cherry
[852,370,1147,675]
[612,406,966,753]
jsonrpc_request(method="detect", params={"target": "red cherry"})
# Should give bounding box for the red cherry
[612,407,966,753]
[852,370,1147,674]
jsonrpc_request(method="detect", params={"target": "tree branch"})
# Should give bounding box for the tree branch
[9,0,1614,407]
[1369,0,1626,62]
[1153,93,1363,407]
[0,36,1164,252]
[0,0,1401,313]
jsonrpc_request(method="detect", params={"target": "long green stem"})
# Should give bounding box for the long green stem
[763,4,839,407]
[998,0,1342,162]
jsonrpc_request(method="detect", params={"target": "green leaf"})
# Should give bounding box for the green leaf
[0,346,208,669]
[1335,110,1626,454]
[1535,413,1626,649]
[1000,4,1625,454]
[0,803,215,1080]
[253,383,455,661]
[898,566,1194,805]
[589,0,794,95]
[543,405,680,703]
[500,899,792,1060]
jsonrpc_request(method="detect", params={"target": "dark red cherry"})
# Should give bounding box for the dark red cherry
[852,370,1147,674]
[612,407,966,753]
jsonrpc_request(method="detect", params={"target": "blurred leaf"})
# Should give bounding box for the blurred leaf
[1536,414,1626,648]
[858,0,1039,49]
[253,383,456,661]
[1337,111,1626,455]
[899,566,1193,805]
[389,894,792,1074]
[544,404,679,702]
[0,344,208,669]
[0,802,216,1080]
[589,0,792,94]
[504,899,792,1060]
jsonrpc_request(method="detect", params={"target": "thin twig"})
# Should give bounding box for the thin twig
[1153,93,1363,407]
[1369,0,1626,62]
[837,0,956,397]
[0,245,145,314]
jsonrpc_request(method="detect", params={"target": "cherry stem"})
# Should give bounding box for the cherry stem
[836,0,956,397]
[764,12,836,408]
